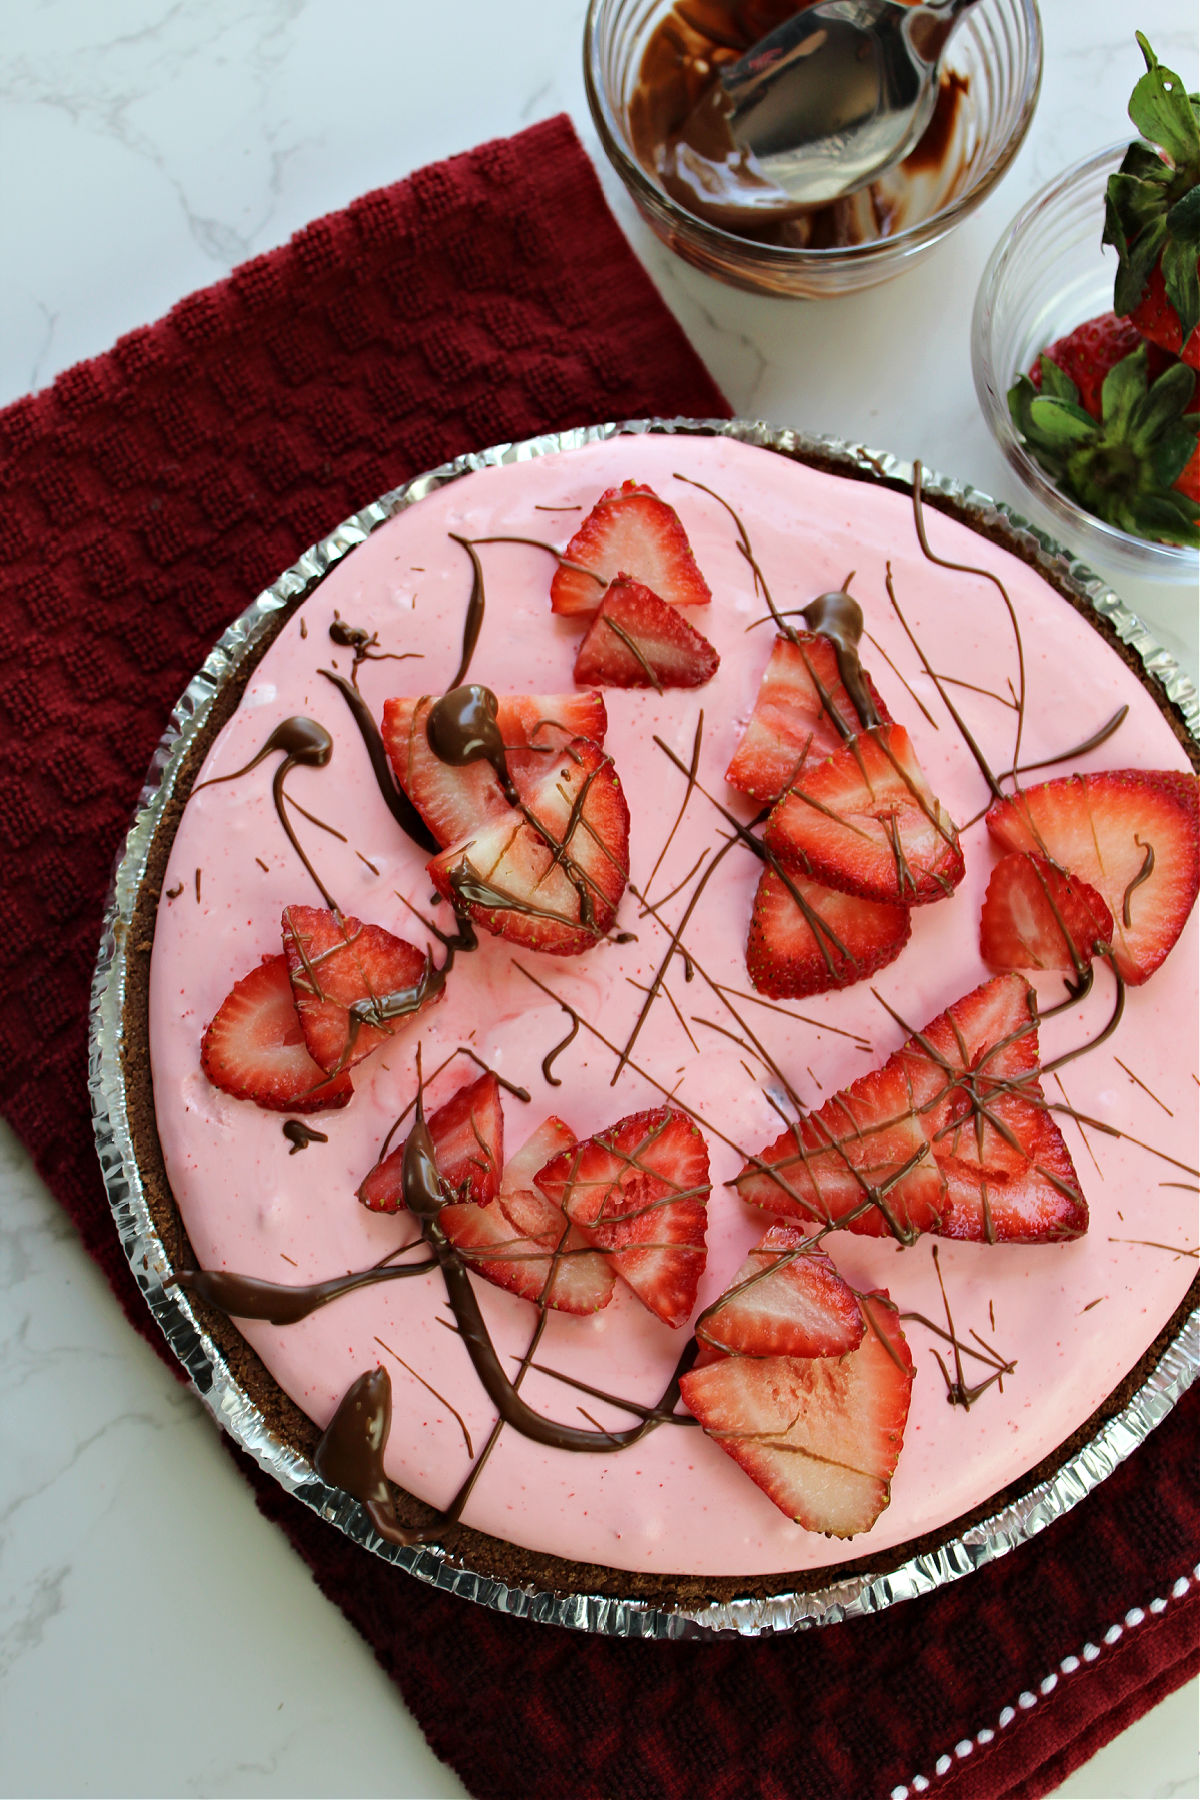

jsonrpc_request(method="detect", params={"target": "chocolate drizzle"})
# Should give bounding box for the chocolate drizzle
[283,1120,328,1154]
[193,716,340,911]
[318,669,439,854]
[425,684,517,801]
[802,587,880,730]
[172,1254,435,1325]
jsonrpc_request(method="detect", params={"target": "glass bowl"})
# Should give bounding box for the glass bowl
[972,141,1200,585]
[583,0,1042,299]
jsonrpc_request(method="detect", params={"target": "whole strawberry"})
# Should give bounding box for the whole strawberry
[1009,339,1200,544]
[1103,35,1200,369]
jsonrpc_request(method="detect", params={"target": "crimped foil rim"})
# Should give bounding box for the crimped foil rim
[88,416,1200,1640]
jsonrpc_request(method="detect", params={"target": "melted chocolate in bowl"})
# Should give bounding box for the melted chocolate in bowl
[627,0,970,246]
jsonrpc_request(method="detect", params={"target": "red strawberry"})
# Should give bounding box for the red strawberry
[482,1117,617,1314]
[534,1106,710,1328]
[697,1228,865,1359]
[746,864,911,998]
[282,905,434,1075]
[895,973,1087,1243]
[1105,38,1200,371]
[980,852,1115,974]
[986,770,1199,985]
[1029,312,1146,418]
[549,481,712,616]
[201,953,353,1113]
[733,1057,946,1240]
[679,1290,914,1537]
[764,724,964,907]
[381,691,607,850]
[358,1071,504,1213]
[725,632,893,805]
[1128,259,1200,371]
[573,575,719,690]
[428,737,631,955]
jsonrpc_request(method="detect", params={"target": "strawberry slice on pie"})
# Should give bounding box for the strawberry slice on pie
[980,852,1115,974]
[281,905,436,1076]
[201,953,354,1113]
[985,769,1199,985]
[733,1057,946,1240]
[573,575,719,690]
[746,864,912,998]
[381,690,607,850]
[764,724,964,906]
[442,1117,616,1315]
[726,632,893,805]
[734,973,1085,1245]
[895,973,1088,1243]
[358,1069,504,1213]
[535,1105,710,1328]
[428,736,631,955]
[549,480,712,616]
[697,1228,865,1359]
[680,1290,914,1537]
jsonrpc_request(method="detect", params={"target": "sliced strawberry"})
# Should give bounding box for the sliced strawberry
[381,691,607,849]
[697,1228,865,1359]
[764,724,964,906]
[726,632,893,804]
[986,770,1199,985]
[679,1291,914,1537]
[732,1058,946,1240]
[534,1105,710,1328]
[573,575,719,690]
[282,905,434,1075]
[550,481,712,616]
[471,1117,619,1314]
[895,973,1087,1243]
[358,1070,504,1213]
[428,737,630,955]
[980,852,1115,974]
[201,953,353,1113]
[746,864,911,998]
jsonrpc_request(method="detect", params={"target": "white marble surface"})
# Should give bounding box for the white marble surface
[1,3,1197,1797]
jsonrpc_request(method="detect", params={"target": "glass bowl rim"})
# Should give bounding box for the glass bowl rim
[971,137,1199,579]
[582,0,1044,266]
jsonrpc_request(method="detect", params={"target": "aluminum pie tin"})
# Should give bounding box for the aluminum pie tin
[89,417,1200,1639]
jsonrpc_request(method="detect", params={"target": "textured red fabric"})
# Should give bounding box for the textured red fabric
[0,113,1194,1800]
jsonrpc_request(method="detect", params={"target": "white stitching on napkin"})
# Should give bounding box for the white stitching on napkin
[887,1562,1200,1800]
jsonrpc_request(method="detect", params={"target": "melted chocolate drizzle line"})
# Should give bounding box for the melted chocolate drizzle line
[1121,836,1155,927]
[318,669,439,854]
[283,1120,328,1154]
[885,565,1005,802]
[800,586,880,730]
[540,1003,580,1087]
[400,1110,689,1452]
[1108,1236,1199,1259]
[713,982,874,1049]
[639,846,711,917]
[864,630,938,729]
[911,461,1027,781]
[285,796,348,841]
[640,712,705,907]
[932,670,1018,711]
[374,1335,474,1457]
[1114,1054,1174,1116]
[172,1254,436,1326]
[962,708,1132,829]
[1052,1071,1104,1178]
[446,533,487,690]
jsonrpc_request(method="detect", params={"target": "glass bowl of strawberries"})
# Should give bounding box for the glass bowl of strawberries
[972,40,1199,582]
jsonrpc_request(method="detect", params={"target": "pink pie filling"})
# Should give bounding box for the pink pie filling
[148,434,1198,1577]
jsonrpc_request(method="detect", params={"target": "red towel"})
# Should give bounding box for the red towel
[1,114,1194,1800]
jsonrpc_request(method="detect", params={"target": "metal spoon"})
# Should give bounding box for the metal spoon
[675,0,981,220]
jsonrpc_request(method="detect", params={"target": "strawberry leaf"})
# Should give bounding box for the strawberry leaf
[1128,33,1200,181]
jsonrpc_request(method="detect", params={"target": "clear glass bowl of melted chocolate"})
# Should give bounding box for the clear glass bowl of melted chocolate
[584,0,1042,298]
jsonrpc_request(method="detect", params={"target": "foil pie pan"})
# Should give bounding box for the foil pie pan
[89,417,1200,1639]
